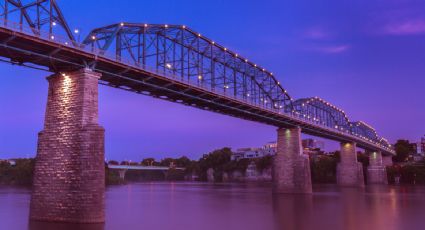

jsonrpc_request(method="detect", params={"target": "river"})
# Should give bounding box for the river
[0,182,424,230]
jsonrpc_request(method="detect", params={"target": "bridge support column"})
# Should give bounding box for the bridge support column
[382,155,393,167]
[30,69,105,223]
[337,142,364,187]
[272,127,312,194]
[367,151,387,184]
[118,169,127,180]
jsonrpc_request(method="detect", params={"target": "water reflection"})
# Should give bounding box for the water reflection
[272,194,313,230]
[29,221,104,230]
[272,185,425,230]
[1,183,425,230]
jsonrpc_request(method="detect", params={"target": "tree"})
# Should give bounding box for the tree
[108,160,119,165]
[141,158,157,166]
[0,158,34,185]
[175,156,191,168]
[160,158,175,167]
[393,140,414,162]
[357,152,369,167]
[184,160,200,175]
[310,155,337,183]
[198,147,233,181]
[255,155,273,173]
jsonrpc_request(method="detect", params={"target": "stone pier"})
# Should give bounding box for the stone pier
[118,169,127,180]
[30,69,105,223]
[367,151,387,184]
[272,127,312,194]
[337,142,364,187]
[382,155,393,167]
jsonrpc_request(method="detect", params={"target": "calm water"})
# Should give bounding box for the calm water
[0,182,424,230]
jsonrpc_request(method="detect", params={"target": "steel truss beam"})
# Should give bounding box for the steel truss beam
[291,97,388,145]
[82,23,293,113]
[0,0,393,152]
[0,0,75,41]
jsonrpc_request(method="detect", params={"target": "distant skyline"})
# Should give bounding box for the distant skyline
[1,0,424,160]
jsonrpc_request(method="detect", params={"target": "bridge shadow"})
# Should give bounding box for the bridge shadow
[28,221,104,230]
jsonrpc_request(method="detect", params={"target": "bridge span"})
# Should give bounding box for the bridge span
[0,0,393,224]
[107,164,185,180]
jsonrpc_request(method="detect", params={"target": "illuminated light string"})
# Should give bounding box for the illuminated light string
[46,21,391,150]
[293,96,390,148]
[109,23,279,80]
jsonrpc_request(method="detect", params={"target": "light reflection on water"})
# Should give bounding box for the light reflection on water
[0,183,424,230]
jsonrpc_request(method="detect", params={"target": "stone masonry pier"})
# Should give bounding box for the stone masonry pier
[337,142,364,187]
[30,69,105,223]
[273,127,312,194]
[367,151,388,184]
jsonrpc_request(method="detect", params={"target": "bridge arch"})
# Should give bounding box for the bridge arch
[291,97,351,132]
[350,121,382,143]
[0,0,76,42]
[82,23,294,113]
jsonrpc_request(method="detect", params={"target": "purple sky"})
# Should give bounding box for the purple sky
[0,0,424,161]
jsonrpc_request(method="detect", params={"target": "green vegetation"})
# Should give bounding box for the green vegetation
[105,167,122,185]
[0,159,34,186]
[393,139,415,162]
[197,147,232,181]
[194,147,273,182]
[310,154,338,183]
[386,162,425,185]
[310,151,371,184]
[5,142,425,186]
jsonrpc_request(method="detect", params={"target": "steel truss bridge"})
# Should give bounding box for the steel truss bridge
[108,164,185,171]
[0,0,394,155]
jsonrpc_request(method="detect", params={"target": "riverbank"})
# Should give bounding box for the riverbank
[3,153,425,186]
[0,159,33,186]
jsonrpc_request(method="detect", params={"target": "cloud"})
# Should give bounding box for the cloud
[300,26,349,54]
[303,27,332,40]
[309,45,350,54]
[382,19,425,35]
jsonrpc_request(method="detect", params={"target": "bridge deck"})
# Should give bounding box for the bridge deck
[108,165,185,171]
[0,23,394,155]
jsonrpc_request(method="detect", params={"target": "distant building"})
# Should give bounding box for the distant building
[263,142,277,153]
[411,136,425,160]
[412,154,424,162]
[245,161,258,179]
[232,142,277,160]
[302,138,325,150]
[0,159,16,166]
[410,143,418,154]
[302,138,325,156]
[231,147,271,161]
[232,138,325,160]
[418,136,425,155]
[416,142,422,154]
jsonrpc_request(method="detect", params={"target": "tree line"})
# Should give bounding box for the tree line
[2,139,425,186]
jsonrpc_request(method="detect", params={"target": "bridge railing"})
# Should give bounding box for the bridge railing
[0,19,394,153]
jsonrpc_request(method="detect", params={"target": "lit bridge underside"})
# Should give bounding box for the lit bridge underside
[108,164,185,171]
[0,1,394,155]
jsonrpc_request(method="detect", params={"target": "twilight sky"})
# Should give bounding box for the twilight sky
[0,0,424,160]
